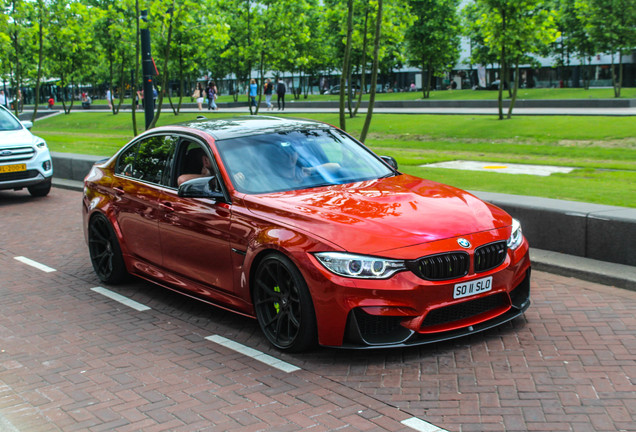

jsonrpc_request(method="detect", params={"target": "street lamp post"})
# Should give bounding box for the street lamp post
[140,10,156,130]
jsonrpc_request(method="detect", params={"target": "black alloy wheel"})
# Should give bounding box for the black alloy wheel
[88,214,127,284]
[253,254,317,352]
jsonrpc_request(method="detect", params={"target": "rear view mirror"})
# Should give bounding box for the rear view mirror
[380,155,398,170]
[178,176,225,201]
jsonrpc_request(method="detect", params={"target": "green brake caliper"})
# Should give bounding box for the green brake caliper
[273,286,281,314]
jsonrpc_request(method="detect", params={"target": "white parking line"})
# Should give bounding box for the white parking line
[205,335,301,373]
[401,417,448,432]
[91,287,151,312]
[14,256,56,273]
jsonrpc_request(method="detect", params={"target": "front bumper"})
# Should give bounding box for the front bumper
[337,267,531,348]
[304,231,532,349]
[0,149,53,190]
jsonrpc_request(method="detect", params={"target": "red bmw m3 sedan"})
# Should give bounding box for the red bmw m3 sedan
[83,116,531,351]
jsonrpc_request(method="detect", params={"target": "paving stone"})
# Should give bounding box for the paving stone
[0,187,635,431]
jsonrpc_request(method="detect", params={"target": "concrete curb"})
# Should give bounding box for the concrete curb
[472,191,636,267]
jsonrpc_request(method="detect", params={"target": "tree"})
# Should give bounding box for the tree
[47,0,95,114]
[29,0,48,122]
[92,0,132,115]
[579,0,636,97]
[2,0,38,116]
[467,0,559,119]
[405,0,461,99]
[359,0,382,143]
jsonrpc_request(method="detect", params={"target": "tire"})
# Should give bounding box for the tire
[253,253,317,352]
[28,179,51,197]
[88,214,128,284]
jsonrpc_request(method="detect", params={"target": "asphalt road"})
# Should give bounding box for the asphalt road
[1,186,635,432]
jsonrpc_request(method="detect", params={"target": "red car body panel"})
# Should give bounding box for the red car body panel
[83,118,531,349]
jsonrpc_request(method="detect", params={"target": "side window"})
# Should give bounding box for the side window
[115,135,177,185]
[115,142,139,177]
[175,141,219,189]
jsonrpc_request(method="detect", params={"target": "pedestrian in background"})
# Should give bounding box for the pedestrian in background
[264,78,273,111]
[106,89,113,109]
[276,78,286,111]
[192,83,204,110]
[0,90,6,108]
[248,78,258,108]
[208,81,218,111]
[17,89,23,112]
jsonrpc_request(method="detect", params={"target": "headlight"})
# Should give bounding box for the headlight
[314,252,405,279]
[36,140,47,149]
[507,218,523,250]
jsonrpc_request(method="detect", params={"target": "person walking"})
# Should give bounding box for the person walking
[192,83,204,110]
[248,78,258,108]
[17,89,23,112]
[263,78,273,111]
[106,89,113,109]
[276,78,286,111]
[0,90,6,108]
[208,81,218,111]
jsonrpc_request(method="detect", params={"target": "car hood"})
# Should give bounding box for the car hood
[0,128,36,147]
[243,174,512,254]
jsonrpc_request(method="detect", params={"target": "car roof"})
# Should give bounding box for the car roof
[175,116,333,141]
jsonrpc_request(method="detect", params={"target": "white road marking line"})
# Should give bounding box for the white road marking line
[91,287,151,312]
[205,335,301,373]
[14,256,56,273]
[401,417,448,432]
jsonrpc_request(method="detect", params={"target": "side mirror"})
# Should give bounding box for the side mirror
[178,176,225,200]
[380,155,398,170]
[22,120,33,130]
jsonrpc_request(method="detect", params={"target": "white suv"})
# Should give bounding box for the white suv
[0,105,53,197]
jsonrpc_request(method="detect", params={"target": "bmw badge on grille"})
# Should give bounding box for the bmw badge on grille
[457,238,471,248]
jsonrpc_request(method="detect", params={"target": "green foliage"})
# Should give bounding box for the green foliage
[34,112,636,207]
[577,0,636,96]
[463,0,560,118]
[406,0,461,97]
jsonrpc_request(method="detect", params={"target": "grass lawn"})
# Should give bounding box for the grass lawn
[32,110,636,208]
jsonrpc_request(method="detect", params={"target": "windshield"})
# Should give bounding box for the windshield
[0,108,24,131]
[216,128,395,194]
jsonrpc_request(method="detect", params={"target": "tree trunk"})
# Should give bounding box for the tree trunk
[423,63,432,99]
[359,0,382,143]
[131,0,140,136]
[506,61,520,119]
[255,49,264,115]
[339,0,354,131]
[148,2,176,129]
[31,6,44,123]
[59,73,68,114]
[108,56,115,114]
[353,4,370,117]
[11,23,22,117]
[115,54,125,114]
[612,52,623,98]
[497,47,506,120]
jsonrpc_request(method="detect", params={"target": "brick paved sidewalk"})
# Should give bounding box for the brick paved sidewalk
[1,187,635,431]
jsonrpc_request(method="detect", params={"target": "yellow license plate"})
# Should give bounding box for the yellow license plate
[0,164,27,173]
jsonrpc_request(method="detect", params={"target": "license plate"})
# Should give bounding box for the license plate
[0,164,26,173]
[453,276,492,299]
